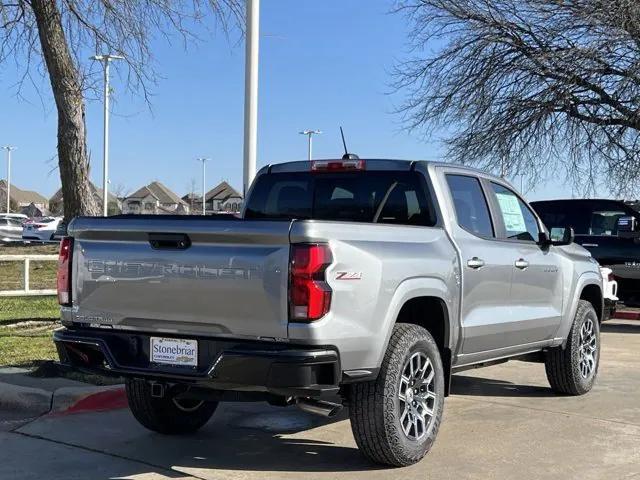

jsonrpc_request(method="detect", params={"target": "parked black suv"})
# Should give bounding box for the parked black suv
[531,199,640,305]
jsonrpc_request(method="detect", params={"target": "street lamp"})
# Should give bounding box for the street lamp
[2,146,16,214]
[243,0,260,195]
[197,158,210,216]
[299,130,322,161]
[90,53,124,216]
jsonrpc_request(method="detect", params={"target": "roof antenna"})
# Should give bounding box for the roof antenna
[340,127,359,160]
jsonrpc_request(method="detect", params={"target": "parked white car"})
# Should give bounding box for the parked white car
[0,217,24,242]
[0,213,28,222]
[22,217,62,242]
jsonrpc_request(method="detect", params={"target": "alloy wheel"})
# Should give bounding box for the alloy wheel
[398,351,437,441]
[578,318,597,379]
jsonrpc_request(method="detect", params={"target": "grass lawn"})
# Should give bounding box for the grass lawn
[0,297,59,366]
[0,320,58,367]
[0,244,59,255]
[0,244,60,366]
[0,296,60,322]
[0,243,59,291]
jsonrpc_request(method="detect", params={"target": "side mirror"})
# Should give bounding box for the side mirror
[538,230,551,247]
[548,226,574,246]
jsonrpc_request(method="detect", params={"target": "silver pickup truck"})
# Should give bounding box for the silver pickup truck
[54,159,603,467]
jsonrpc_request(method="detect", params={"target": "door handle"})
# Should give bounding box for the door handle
[582,243,599,248]
[467,257,485,269]
[514,258,529,270]
[148,233,191,250]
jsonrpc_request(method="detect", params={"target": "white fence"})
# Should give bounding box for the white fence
[0,254,58,297]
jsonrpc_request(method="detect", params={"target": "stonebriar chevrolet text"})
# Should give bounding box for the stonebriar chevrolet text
[54,159,603,467]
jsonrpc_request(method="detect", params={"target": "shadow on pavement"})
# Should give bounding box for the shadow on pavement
[141,431,379,474]
[451,374,556,397]
[17,403,388,476]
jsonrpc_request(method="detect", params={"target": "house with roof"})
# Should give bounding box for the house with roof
[49,182,120,216]
[181,193,202,213]
[122,181,189,215]
[204,181,243,213]
[0,180,49,214]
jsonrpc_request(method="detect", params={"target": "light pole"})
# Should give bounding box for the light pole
[197,158,209,216]
[2,146,16,214]
[299,130,321,160]
[91,54,124,216]
[243,0,260,195]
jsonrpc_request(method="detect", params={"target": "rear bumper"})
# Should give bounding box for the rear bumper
[54,327,340,398]
[22,234,50,241]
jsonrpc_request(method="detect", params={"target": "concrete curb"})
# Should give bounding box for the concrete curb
[614,310,640,321]
[0,383,52,416]
[0,381,126,417]
[51,385,127,415]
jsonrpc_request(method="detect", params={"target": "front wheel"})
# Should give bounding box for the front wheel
[126,379,218,434]
[349,323,445,467]
[545,300,600,395]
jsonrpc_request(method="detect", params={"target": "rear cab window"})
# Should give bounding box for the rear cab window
[589,210,626,236]
[244,170,437,226]
[445,174,494,237]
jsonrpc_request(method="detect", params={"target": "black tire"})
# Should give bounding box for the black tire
[349,323,445,467]
[545,300,600,395]
[126,379,218,434]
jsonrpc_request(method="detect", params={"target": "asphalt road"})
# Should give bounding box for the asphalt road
[1,320,639,480]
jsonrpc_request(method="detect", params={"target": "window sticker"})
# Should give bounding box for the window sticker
[495,192,526,232]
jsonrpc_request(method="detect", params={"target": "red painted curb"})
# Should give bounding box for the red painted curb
[61,387,127,415]
[614,310,640,321]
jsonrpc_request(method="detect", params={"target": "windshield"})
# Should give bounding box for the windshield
[244,171,436,226]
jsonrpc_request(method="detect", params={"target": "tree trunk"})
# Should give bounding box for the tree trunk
[31,0,99,220]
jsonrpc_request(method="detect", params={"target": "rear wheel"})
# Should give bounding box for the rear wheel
[349,323,444,467]
[545,300,600,395]
[126,379,218,434]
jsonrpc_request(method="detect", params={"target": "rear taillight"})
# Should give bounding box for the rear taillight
[608,272,616,282]
[57,237,73,305]
[289,244,332,321]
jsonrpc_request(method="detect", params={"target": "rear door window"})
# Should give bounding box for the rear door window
[445,174,494,237]
[245,171,436,226]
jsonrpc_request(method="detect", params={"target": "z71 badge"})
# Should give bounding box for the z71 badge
[335,271,362,280]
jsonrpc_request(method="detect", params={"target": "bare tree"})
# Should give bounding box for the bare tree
[186,177,198,213]
[110,182,130,200]
[393,0,640,195]
[0,1,241,219]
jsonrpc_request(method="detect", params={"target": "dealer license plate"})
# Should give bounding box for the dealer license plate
[150,337,198,367]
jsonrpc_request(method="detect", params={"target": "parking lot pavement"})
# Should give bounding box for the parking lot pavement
[1,320,639,480]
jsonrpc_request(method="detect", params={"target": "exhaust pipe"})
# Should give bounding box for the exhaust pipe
[296,398,343,418]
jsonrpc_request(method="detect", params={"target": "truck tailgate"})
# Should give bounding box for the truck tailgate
[69,217,291,340]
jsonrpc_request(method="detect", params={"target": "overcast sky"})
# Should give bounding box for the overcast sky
[0,1,606,200]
